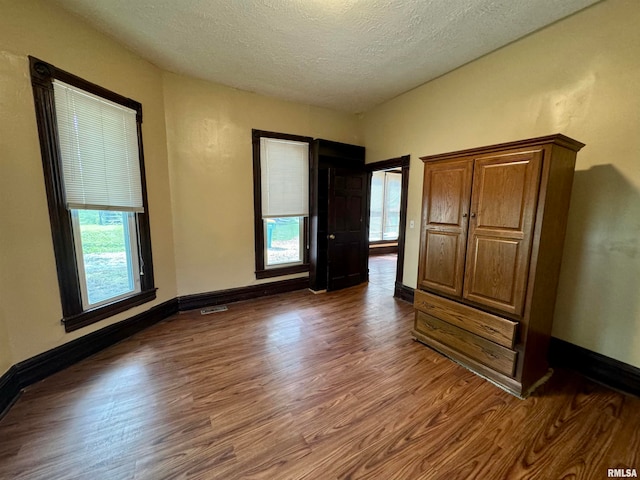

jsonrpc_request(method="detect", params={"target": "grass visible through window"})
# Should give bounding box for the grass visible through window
[77,210,135,305]
[266,217,302,266]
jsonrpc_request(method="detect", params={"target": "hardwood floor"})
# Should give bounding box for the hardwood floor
[367,253,397,289]
[0,256,638,479]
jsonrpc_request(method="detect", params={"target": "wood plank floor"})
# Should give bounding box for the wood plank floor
[1,255,638,479]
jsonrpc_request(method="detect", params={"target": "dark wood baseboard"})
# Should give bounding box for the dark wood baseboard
[369,245,398,256]
[0,366,20,419]
[549,337,640,397]
[178,277,310,311]
[0,298,178,420]
[394,282,415,303]
[16,298,178,388]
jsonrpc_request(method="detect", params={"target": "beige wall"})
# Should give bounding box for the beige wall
[163,72,361,296]
[362,0,640,368]
[0,0,177,370]
[0,308,11,374]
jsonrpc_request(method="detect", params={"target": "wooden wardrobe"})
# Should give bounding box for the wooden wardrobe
[412,134,584,396]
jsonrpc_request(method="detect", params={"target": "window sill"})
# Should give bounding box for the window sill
[256,264,309,279]
[62,289,157,332]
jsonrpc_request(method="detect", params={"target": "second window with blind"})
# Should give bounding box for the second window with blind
[252,130,312,279]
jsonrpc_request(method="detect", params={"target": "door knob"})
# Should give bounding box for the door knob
[328,234,335,239]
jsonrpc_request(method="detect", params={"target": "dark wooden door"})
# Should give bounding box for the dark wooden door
[463,150,543,316]
[327,168,369,291]
[418,159,473,297]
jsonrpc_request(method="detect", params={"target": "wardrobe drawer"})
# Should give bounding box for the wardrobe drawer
[414,290,517,348]
[415,311,517,377]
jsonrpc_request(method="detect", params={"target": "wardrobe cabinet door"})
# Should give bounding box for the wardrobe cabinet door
[463,150,542,316]
[418,159,473,296]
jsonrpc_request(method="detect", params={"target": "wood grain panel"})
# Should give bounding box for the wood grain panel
[414,311,517,376]
[428,169,467,225]
[464,150,542,315]
[418,159,472,296]
[423,231,460,291]
[475,160,529,229]
[468,236,520,306]
[414,289,517,348]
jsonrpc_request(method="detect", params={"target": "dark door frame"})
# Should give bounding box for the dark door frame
[366,155,410,298]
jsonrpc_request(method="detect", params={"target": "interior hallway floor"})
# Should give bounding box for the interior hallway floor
[367,253,398,291]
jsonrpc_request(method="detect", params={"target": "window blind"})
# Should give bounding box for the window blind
[53,80,144,212]
[260,137,309,217]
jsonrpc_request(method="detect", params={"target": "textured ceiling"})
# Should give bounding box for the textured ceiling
[52,0,600,113]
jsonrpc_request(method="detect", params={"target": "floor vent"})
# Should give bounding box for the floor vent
[201,305,228,315]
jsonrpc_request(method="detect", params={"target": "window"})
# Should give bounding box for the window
[369,170,402,242]
[30,57,155,332]
[252,130,312,279]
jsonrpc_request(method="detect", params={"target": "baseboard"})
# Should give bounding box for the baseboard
[178,277,310,311]
[0,298,178,420]
[394,282,415,303]
[549,337,640,397]
[369,245,398,256]
[0,366,20,419]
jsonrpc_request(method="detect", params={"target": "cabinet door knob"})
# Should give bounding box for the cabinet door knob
[470,212,476,218]
[462,213,468,218]
[328,234,335,239]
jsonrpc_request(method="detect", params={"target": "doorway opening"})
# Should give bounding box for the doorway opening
[366,156,410,297]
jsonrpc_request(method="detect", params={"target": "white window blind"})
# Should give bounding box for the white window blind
[260,137,309,217]
[53,80,144,212]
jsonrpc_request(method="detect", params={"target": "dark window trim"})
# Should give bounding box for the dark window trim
[252,129,312,279]
[29,56,155,332]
